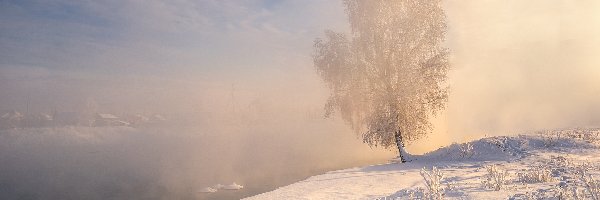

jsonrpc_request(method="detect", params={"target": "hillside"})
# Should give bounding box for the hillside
[245,128,600,200]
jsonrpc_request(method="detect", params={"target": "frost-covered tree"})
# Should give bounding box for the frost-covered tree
[313,0,449,162]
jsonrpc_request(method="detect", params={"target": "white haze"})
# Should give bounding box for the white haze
[0,65,396,199]
[1,0,600,199]
[413,0,600,152]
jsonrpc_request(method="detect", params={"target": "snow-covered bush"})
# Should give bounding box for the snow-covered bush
[553,183,585,200]
[549,155,571,168]
[524,191,543,200]
[481,136,528,157]
[458,143,474,159]
[570,163,600,200]
[482,165,509,191]
[509,190,551,200]
[408,188,426,200]
[384,188,425,200]
[579,129,600,144]
[582,130,600,143]
[580,174,600,200]
[538,130,561,148]
[420,166,445,200]
[406,189,417,200]
[489,137,509,150]
[563,128,600,143]
[574,163,595,178]
[518,166,555,183]
[389,167,453,200]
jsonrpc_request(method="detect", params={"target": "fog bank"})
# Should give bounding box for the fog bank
[414,1,600,152]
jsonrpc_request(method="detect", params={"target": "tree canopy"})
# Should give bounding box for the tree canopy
[314,0,449,159]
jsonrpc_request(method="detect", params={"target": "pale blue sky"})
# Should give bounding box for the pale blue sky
[0,0,350,113]
[0,0,347,79]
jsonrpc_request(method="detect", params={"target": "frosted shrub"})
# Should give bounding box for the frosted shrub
[580,174,600,200]
[538,130,561,148]
[549,155,571,168]
[407,189,418,200]
[564,128,600,143]
[489,137,508,150]
[518,166,555,183]
[392,168,451,200]
[524,191,543,200]
[458,143,474,158]
[482,165,509,191]
[510,190,551,200]
[487,136,526,155]
[420,166,445,200]
[408,188,425,200]
[580,129,600,144]
[571,163,600,200]
[553,184,585,200]
[388,187,425,200]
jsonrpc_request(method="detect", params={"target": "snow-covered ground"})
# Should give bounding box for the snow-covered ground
[245,128,600,200]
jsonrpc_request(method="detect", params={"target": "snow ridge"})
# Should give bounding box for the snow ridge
[245,128,600,200]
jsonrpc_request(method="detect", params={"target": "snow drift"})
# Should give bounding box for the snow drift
[246,128,600,200]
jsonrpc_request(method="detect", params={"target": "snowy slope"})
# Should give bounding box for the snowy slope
[245,128,600,200]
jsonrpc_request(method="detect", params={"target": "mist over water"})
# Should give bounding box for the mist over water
[0,107,394,199]
[0,66,395,199]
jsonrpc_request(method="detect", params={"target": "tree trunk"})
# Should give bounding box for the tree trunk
[394,131,409,163]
